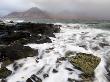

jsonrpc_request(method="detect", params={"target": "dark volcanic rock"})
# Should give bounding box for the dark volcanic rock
[0,22,60,81]
[0,31,30,44]
[0,23,15,31]
[0,22,60,45]
[0,22,60,63]
[0,44,38,62]
[26,78,33,82]
[13,62,23,71]
[15,23,60,37]
[68,78,79,82]
[99,42,110,48]
[52,69,58,73]
[0,22,60,80]
[0,67,12,79]
[25,34,52,44]
[0,44,38,79]
[26,75,42,82]
[43,74,49,79]
[1,79,7,82]
[65,68,74,71]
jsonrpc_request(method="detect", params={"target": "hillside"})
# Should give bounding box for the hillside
[4,7,51,19]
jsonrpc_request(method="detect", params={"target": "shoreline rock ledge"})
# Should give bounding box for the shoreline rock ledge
[0,22,61,81]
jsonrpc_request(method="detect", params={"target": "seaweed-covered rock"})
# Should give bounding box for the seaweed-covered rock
[66,52,101,81]
[0,67,12,79]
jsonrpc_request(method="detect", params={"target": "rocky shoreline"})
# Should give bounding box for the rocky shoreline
[0,21,61,81]
[0,22,107,82]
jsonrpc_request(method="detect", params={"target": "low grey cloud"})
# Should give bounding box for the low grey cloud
[0,0,36,16]
[0,0,110,19]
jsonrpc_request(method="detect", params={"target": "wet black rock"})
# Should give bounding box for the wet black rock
[65,68,74,71]
[1,59,13,68]
[15,23,60,35]
[79,45,87,50]
[26,78,33,82]
[0,67,12,79]
[99,42,110,48]
[43,74,49,79]
[0,24,15,32]
[0,31,30,44]
[92,46,100,51]
[1,79,7,82]
[0,44,38,62]
[27,34,52,44]
[26,74,42,82]
[13,62,23,71]
[68,78,78,82]
[56,57,66,63]
[0,31,52,45]
[52,69,58,73]
[57,57,66,61]
[0,22,60,80]
[0,22,60,45]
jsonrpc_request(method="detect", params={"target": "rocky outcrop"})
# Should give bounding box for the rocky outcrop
[0,44,38,63]
[66,52,101,82]
[0,43,38,81]
[0,21,61,65]
[0,22,60,45]
[0,22,60,81]
[0,67,12,79]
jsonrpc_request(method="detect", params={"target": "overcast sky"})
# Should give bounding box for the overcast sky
[0,0,110,19]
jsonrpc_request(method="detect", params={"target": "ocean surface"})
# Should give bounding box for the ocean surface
[1,19,110,82]
[31,19,110,30]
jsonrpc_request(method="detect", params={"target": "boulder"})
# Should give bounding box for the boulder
[0,44,38,63]
[26,75,42,82]
[0,31,30,44]
[26,78,33,82]
[66,52,101,81]
[0,67,12,79]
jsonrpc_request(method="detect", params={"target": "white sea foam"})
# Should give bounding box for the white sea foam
[6,23,110,82]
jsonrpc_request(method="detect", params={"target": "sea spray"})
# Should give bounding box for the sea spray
[6,23,110,82]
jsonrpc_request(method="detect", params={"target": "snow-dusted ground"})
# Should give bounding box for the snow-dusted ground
[6,23,110,82]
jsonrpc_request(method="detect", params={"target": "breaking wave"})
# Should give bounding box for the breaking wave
[6,23,110,82]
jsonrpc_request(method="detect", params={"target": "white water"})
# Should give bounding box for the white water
[6,23,110,82]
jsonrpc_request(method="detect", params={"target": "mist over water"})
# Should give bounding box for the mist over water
[1,0,110,20]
